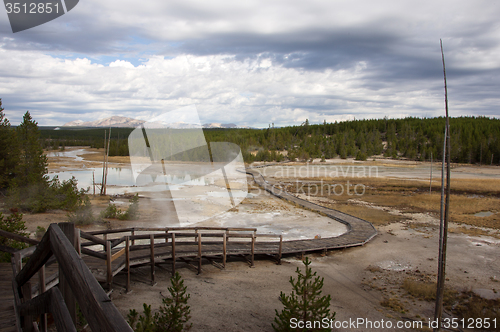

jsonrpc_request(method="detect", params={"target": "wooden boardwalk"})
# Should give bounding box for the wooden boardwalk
[0,263,17,332]
[244,168,377,252]
[0,166,377,330]
[82,167,377,286]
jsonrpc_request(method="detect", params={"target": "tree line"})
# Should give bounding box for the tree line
[1,99,86,212]
[39,115,500,165]
[5,99,499,166]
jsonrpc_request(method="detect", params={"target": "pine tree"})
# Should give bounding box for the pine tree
[155,272,192,332]
[273,257,336,332]
[127,304,155,332]
[0,99,20,189]
[0,212,28,262]
[15,111,48,187]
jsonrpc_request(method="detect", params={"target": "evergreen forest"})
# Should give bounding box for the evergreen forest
[36,116,500,165]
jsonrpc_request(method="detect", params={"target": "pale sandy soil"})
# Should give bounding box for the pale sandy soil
[17,147,500,330]
[110,221,500,332]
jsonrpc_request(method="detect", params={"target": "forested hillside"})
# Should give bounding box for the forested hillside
[38,116,500,165]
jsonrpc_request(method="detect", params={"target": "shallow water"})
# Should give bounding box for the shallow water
[261,163,500,180]
[473,211,494,217]
[46,148,97,161]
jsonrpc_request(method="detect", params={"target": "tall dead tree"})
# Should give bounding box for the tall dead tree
[100,128,111,195]
[429,151,433,194]
[103,128,111,195]
[100,130,107,195]
[434,39,451,331]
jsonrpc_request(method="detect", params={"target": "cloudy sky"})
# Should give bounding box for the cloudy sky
[1,0,499,127]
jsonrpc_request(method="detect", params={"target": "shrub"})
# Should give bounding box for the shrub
[35,226,46,240]
[0,212,29,262]
[273,257,336,332]
[125,194,140,220]
[49,176,87,211]
[127,272,191,332]
[101,194,139,221]
[7,176,87,213]
[67,196,99,226]
[101,203,120,219]
[128,304,155,332]
[155,272,192,332]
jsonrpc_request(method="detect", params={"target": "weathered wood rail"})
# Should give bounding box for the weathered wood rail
[77,166,377,289]
[0,165,377,331]
[78,226,283,290]
[2,223,133,332]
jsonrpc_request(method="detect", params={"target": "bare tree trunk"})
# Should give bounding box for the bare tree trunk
[103,128,111,195]
[434,39,451,332]
[100,130,107,195]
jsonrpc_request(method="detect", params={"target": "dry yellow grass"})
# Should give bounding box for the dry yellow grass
[324,202,406,226]
[402,278,457,305]
[449,226,500,239]
[380,298,406,313]
[290,176,500,196]
[282,176,500,229]
[78,149,131,164]
[403,279,500,323]
[453,292,500,322]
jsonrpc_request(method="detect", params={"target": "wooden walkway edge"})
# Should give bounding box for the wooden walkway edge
[0,165,378,330]
[244,167,378,253]
[83,166,377,287]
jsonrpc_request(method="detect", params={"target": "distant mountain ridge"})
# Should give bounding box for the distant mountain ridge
[63,116,246,129]
[63,116,145,128]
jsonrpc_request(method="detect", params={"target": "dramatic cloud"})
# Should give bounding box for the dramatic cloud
[1,0,499,125]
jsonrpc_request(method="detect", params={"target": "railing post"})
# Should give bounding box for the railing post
[197,232,202,275]
[222,232,227,268]
[251,233,255,267]
[58,222,77,325]
[125,236,131,293]
[15,251,33,332]
[165,229,169,243]
[75,228,81,256]
[278,235,282,265]
[131,228,135,246]
[103,233,108,252]
[106,240,112,290]
[150,234,156,285]
[38,265,47,332]
[171,233,176,277]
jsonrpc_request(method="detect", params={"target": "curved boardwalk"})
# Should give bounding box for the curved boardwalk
[86,166,378,284]
[244,168,377,254]
[0,166,378,318]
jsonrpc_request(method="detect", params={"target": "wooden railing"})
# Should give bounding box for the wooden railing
[0,224,282,330]
[79,227,283,290]
[12,223,133,332]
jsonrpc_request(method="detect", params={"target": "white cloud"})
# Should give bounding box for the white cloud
[0,0,499,125]
[109,60,136,68]
[0,47,455,126]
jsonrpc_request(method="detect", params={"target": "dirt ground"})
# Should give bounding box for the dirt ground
[110,221,500,331]
[15,148,500,330]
